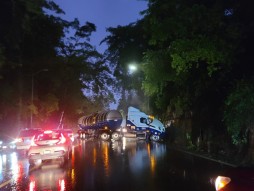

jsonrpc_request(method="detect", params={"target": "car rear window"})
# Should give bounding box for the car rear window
[36,132,61,141]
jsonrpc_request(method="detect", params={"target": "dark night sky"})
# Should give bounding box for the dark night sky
[54,0,148,53]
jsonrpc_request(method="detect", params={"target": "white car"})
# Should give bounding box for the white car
[28,129,72,166]
[15,128,42,151]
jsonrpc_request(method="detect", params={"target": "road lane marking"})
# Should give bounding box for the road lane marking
[0,179,12,188]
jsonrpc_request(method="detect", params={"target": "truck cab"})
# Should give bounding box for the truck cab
[124,107,165,141]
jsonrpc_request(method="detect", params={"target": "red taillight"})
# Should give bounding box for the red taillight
[58,134,66,144]
[30,136,38,146]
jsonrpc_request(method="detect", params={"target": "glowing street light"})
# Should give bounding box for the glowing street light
[128,63,137,74]
[30,69,48,128]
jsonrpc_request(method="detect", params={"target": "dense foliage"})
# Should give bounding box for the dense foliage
[0,0,114,134]
[103,0,254,161]
[102,21,149,112]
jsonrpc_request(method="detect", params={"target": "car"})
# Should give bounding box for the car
[212,165,254,191]
[15,128,43,151]
[27,129,72,166]
[55,128,74,142]
[0,134,16,152]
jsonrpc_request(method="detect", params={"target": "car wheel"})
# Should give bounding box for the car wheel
[59,157,65,167]
[29,159,42,166]
[69,148,72,159]
[100,132,110,141]
[66,149,72,160]
[150,135,160,142]
[111,132,120,141]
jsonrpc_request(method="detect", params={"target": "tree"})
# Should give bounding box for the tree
[56,19,115,112]
[0,0,114,132]
[0,0,65,131]
[139,0,242,147]
[141,0,254,161]
[102,21,149,112]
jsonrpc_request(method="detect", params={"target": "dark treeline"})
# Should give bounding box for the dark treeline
[103,0,254,163]
[1,0,254,163]
[0,0,114,135]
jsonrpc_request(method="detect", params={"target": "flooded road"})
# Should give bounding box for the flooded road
[0,138,228,191]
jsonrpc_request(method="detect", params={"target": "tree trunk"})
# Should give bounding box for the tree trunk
[243,128,254,164]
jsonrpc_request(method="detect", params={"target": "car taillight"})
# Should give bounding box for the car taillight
[58,134,66,144]
[215,176,231,190]
[30,136,38,146]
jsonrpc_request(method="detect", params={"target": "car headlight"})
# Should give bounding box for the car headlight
[0,141,2,144]
[215,176,231,190]
[122,128,127,133]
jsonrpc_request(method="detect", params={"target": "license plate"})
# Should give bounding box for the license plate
[44,150,51,154]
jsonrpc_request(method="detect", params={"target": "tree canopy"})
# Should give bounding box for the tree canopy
[0,0,114,133]
[103,0,254,160]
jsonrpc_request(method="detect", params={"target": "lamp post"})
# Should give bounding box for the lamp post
[30,69,48,128]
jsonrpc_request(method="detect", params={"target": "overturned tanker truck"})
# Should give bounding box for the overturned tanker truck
[77,106,166,142]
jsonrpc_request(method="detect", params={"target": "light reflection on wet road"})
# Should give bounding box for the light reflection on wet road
[0,138,227,191]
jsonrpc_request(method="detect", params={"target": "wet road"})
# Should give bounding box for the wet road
[0,137,229,191]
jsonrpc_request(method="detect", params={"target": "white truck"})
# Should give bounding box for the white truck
[78,106,166,142]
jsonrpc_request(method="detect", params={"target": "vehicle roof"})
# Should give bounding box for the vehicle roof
[18,128,43,137]
[54,129,73,132]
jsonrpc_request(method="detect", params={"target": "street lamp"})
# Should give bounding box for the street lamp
[128,63,138,74]
[30,69,48,128]
[127,62,149,112]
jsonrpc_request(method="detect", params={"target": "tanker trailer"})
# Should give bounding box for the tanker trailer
[78,110,123,141]
[78,107,166,142]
